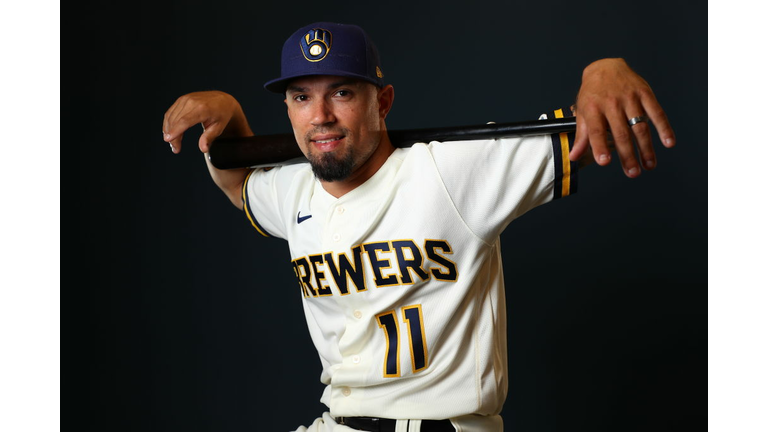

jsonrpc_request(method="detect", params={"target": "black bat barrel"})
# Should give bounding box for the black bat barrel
[208,117,577,170]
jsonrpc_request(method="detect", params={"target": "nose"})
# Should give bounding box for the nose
[310,99,336,126]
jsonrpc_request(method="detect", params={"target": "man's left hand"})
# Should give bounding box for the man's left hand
[570,58,676,178]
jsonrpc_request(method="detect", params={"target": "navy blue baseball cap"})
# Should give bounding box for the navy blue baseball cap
[264,22,385,94]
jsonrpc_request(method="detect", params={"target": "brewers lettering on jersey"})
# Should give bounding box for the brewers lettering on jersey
[162,21,675,432]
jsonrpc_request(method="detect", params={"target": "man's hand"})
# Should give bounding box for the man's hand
[162,90,253,154]
[570,58,676,178]
[162,90,254,210]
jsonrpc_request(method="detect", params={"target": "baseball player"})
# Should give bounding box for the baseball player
[162,22,674,432]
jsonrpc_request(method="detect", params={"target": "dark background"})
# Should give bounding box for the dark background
[85,1,707,431]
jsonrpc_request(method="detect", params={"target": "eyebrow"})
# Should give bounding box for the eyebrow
[286,79,359,94]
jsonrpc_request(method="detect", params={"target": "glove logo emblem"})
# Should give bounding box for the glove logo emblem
[300,28,332,62]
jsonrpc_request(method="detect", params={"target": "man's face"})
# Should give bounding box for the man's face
[285,75,387,182]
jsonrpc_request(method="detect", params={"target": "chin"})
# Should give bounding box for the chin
[309,152,356,182]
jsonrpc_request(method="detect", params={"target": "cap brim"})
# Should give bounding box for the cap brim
[263,70,382,94]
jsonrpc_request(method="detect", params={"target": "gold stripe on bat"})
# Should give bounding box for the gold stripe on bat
[554,109,571,197]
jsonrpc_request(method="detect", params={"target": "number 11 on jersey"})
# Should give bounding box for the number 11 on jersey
[376,305,429,378]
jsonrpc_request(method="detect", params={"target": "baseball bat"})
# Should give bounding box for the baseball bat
[208,116,577,170]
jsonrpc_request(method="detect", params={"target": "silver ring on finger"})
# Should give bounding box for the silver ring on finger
[628,115,650,127]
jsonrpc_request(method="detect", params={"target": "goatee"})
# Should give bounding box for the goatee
[309,151,356,182]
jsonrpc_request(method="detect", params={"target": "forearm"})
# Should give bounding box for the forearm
[200,95,254,210]
[204,158,250,210]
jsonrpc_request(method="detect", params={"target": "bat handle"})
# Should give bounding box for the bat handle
[208,133,303,170]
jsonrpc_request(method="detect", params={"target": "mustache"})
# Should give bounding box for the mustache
[304,127,349,143]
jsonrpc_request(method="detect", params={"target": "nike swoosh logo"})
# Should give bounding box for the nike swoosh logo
[297,211,313,224]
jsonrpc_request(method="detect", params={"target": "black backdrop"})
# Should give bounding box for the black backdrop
[84,1,707,431]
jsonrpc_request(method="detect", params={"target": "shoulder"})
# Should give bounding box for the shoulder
[244,162,316,198]
[249,161,312,182]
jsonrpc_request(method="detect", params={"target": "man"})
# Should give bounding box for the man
[162,22,674,432]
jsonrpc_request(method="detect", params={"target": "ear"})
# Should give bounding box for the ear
[377,85,395,119]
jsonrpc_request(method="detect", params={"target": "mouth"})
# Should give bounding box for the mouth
[310,135,345,152]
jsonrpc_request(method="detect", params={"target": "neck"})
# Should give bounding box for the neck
[320,129,395,198]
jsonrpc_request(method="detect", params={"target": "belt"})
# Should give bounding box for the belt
[336,417,455,432]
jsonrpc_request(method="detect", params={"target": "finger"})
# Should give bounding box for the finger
[162,122,182,154]
[570,114,590,161]
[606,113,641,178]
[162,98,180,137]
[163,97,190,153]
[198,122,214,153]
[626,102,656,171]
[198,121,228,153]
[581,106,613,166]
[164,95,191,138]
[167,102,211,154]
[629,117,656,171]
[162,103,177,151]
[640,90,676,148]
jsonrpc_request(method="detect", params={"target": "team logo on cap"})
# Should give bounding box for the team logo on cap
[300,28,332,62]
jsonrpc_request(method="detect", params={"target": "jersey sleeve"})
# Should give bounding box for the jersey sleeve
[541,107,578,200]
[428,107,578,243]
[241,166,295,239]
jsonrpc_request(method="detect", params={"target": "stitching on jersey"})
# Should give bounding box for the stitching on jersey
[419,144,493,248]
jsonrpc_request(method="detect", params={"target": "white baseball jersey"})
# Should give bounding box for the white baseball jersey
[242,110,577,430]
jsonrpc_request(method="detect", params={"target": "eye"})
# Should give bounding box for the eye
[292,94,308,102]
[334,89,352,98]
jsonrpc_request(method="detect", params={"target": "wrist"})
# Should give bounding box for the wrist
[583,58,627,78]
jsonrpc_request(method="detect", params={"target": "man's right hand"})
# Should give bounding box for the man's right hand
[162,90,253,154]
[162,90,255,210]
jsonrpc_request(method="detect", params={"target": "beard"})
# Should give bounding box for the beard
[307,150,356,182]
[303,126,380,182]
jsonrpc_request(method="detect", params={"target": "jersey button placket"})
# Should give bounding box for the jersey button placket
[328,205,345,244]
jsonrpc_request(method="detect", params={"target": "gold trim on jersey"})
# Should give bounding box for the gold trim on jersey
[242,169,271,237]
[323,246,368,295]
[403,305,429,373]
[376,310,402,378]
[290,239,459,297]
[391,239,430,286]
[292,257,318,298]
[308,253,334,297]
[554,109,572,197]
[362,241,400,287]
[424,239,459,282]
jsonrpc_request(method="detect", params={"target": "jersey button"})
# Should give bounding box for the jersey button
[352,355,361,364]
[336,206,345,214]
[341,387,351,396]
[332,233,341,242]
[353,310,362,319]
